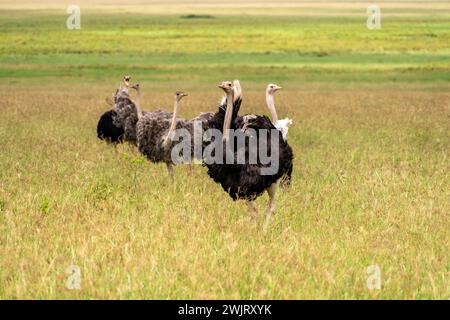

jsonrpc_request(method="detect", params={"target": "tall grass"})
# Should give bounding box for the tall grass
[0,3,449,299]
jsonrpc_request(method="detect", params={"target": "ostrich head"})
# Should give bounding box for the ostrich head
[266,83,282,95]
[131,83,139,90]
[123,75,131,87]
[175,91,188,102]
[218,81,234,94]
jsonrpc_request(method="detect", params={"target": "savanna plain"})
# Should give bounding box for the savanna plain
[0,0,449,299]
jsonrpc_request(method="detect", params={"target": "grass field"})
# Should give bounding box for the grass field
[0,1,449,299]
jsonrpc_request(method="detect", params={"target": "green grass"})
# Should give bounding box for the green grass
[0,9,449,84]
[0,2,449,299]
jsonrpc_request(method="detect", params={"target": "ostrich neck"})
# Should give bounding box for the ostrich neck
[266,92,278,123]
[167,98,179,140]
[135,89,142,119]
[222,90,234,141]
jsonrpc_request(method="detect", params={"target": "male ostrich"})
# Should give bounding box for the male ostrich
[265,83,293,187]
[97,109,124,144]
[204,80,293,227]
[96,76,131,144]
[265,84,292,141]
[131,83,189,179]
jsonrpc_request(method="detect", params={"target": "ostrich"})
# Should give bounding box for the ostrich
[96,109,124,145]
[204,80,293,227]
[110,75,144,145]
[131,83,190,179]
[265,84,292,141]
[112,79,174,146]
[96,76,131,145]
[265,83,293,187]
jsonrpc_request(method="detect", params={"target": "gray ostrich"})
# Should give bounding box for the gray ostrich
[111,76,140,145]
[132,83,190,179]
[112,77,172,146]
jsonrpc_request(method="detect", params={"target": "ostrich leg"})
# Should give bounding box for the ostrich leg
[166,163,174,181]
[263,182,278,230]
[246,201,258,220]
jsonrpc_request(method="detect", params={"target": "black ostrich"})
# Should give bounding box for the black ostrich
[96,109,124,144]
[96,75,131,145]
[204,80,294,227]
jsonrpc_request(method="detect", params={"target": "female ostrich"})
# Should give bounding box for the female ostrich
[131,83,189,179]
[204,80,293,227]
[265,83,293,187]
[112,79,175,146]
[96,76,131,144]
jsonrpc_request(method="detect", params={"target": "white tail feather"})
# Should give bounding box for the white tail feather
[274,118,293,141]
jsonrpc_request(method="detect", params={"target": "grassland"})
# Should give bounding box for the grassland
[0,1,449,299]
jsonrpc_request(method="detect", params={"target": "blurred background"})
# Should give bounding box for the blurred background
[1,0,449,87]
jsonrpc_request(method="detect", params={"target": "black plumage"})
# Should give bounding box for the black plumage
[280,162,293,188]
[205,100,293,201]
[203,81,294,225]
[97,109,124,144]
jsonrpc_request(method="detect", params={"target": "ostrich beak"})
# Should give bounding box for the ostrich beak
[218,84,225,89]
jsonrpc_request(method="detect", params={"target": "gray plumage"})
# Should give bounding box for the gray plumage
[112,87,172,146]
[130,85,214,169]
[135,110,213,164]
[136,114,185,164]
[190,112,214,131]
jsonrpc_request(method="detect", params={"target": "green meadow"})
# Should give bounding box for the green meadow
[0,1,449,299]
[0,8,449,84]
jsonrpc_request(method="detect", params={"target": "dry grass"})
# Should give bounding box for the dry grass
[0,0,448,299]
[0,83,448,299]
